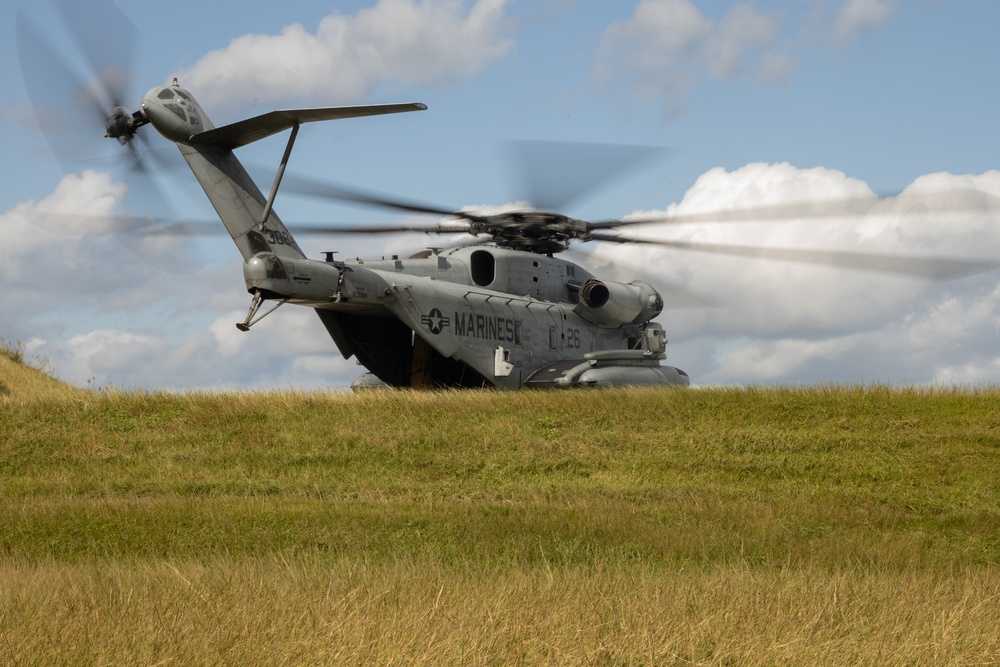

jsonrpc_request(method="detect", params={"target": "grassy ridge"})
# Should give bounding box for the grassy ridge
[2,355,999,664]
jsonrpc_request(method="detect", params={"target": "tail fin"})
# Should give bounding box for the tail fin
[176,139,305,261]
[143,82,426,261]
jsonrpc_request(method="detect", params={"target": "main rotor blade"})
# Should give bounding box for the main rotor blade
[281,173,483,223]
[595,188,1000,230]
[505,140,666,212]
[287,223,474,236]
[587,234,1000,280]
[120,218,475,238]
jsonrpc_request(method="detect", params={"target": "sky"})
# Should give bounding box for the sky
[3,0,1000,390]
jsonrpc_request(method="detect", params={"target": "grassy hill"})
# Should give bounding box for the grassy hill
[0,341,83,405]
[1,350,998,664]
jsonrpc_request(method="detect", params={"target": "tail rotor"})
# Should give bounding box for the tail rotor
[16,0,199,273]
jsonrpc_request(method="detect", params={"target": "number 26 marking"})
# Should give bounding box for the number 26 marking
[566,328,581,349]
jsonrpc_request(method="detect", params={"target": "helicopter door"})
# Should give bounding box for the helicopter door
[410,334,434,388]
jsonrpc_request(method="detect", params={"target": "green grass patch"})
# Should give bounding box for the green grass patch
[2,384,999,663]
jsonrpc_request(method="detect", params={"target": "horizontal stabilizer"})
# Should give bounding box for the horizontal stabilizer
[189,102,428,149]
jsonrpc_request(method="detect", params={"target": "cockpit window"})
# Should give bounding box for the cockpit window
[157,89,175,100]
[164,103,186,121]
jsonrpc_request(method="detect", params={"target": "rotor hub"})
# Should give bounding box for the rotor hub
[104,106,148,144]
[481,210,587,254]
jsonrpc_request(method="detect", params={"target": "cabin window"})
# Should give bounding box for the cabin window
[470,250,495,287]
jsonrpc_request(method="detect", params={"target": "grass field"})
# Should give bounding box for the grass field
[1,346,999,665]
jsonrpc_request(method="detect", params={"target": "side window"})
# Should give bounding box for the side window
[470,250,495,287]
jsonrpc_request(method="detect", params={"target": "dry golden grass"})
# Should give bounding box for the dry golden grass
[0,345,83,406]
[2,557,998,665]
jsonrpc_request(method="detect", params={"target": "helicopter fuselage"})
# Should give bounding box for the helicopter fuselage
[242,244,683,388]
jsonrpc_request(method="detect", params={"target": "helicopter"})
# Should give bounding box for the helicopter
[18,0,1000,391]
[124,78,690,390]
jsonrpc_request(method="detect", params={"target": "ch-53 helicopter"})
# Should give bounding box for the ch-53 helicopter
[105,78,693,391]
[19,0,1000,391]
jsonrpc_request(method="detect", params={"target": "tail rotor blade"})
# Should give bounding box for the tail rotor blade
[16,10,108,169]
[50,0,138,112]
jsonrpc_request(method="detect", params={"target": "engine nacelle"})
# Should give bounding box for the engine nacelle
[573,278,663,327]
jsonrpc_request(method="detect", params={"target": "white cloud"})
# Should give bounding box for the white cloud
[8,170,123,243]
[933,358,1000,386]
[4,172,139,305]
[596,0,897,118]
[713,336,857,380]
[25,304,361,391]
[178,0,514,112]
[756,49,797,84]
[60,329,167,381]
[595,0,712,114]
[602,163,1000,385]
[705,4,780,79]
[3,170,205,312]
[833,0,895,43]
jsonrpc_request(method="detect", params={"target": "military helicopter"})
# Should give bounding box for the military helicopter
[129,81,690,390]
[18,0,1000,390]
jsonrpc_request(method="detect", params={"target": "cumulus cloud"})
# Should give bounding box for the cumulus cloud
[833,0,894,43]
[596,0,897,118]
[598,163,1000,385]
[178,0,514,111]
[704,3,780,79]
[3,171,158,311]
[2,169,360,390]
[30,307,364,391]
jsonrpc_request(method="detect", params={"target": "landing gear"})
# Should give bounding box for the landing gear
[236,290,288,332]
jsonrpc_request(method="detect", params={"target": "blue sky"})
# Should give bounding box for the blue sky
[4,0,1000,389]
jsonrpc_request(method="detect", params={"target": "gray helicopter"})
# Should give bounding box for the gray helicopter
[136,79,690,390]
[19,0,999,390]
